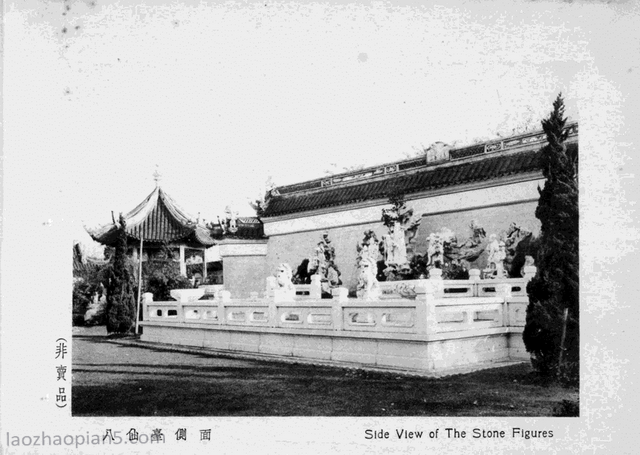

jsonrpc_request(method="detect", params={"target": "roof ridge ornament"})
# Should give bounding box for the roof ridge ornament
[153,166,161,187]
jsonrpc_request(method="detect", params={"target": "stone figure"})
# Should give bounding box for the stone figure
[497,241,507,261]
[224,206,238,233]
[495,241,507,277]
[503,222,534,277]
[356,230,380,266]
[274,263,296,301]
[520,255,535,277]
[426,233,445,268]
[356,257,380,301]
[292,258,312,285]
[383,221,408,267]
[423,228,457,272]
[308,243,325,275]
[446,220,487,264]
[483,236,507,279]
[276,263,294,288]
[486,234,500,267]
[306,232,342,293]
[325,265,341,294]
[379,195,422,277]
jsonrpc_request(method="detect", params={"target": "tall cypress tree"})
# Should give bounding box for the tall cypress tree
[523,94,579,383]
[105,214,137,334]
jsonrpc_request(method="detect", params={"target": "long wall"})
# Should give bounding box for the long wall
[263,176,543,292]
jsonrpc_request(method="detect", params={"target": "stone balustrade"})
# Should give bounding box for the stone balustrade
[140,267,536,375]
[143,267,535,336]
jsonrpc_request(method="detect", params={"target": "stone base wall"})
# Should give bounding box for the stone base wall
[141,323,526,376]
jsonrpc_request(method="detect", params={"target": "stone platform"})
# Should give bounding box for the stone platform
[140,276,531,376]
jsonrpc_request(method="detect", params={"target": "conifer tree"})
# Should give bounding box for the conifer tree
[105,214,137,334]
[523,94,579,383]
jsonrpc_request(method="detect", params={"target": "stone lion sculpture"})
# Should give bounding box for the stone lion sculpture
[356,257,380,301]
[274,263,296,301]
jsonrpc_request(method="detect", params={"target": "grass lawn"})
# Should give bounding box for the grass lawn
[72,327,578,417]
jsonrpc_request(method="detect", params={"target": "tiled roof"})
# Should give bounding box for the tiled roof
[73,243,108,274]
[87,187,216,247]
[261,137,578,218]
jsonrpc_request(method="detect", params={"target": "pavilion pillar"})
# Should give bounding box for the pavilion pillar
[203,248,207,280]
[179,245,186,276]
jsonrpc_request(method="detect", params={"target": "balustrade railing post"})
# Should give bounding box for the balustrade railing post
[522,266,537,285]
[468,269,481,297]
[332,287,348,302]
[178,302,185,323]
[418,279,438,335]
[332,301,344,332]
[268,294,278,328]
[265,276,276,299]
[142,292,153,322]
[497,283,512,326]
[310,275,322,299]
[428,268,444,298]
[415,279,428,334]
[217,291,230,325]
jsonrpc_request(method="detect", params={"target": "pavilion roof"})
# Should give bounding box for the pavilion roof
[73,243,109,275]
[86,186,216,247]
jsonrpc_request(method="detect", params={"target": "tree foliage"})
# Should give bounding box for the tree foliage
[523,94,579,384]
[104,215,137,334]
[142,245,192,301]
[73,268,108,326]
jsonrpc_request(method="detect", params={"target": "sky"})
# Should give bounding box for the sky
[3,0,638,254]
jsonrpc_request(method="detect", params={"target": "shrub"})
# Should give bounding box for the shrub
[142,246,192,301]
[523,94,579,385]
[104,215,137,335]
[72,251,109,326]
[73,279,92,326]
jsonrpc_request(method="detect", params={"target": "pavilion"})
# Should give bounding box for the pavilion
[86,178,219,282]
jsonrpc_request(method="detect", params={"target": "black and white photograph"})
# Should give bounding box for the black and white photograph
[1,0,638,453]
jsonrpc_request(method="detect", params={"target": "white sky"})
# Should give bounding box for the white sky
[3,0,638,252]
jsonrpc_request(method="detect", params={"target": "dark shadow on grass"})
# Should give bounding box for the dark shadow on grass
[72,336,578,417]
